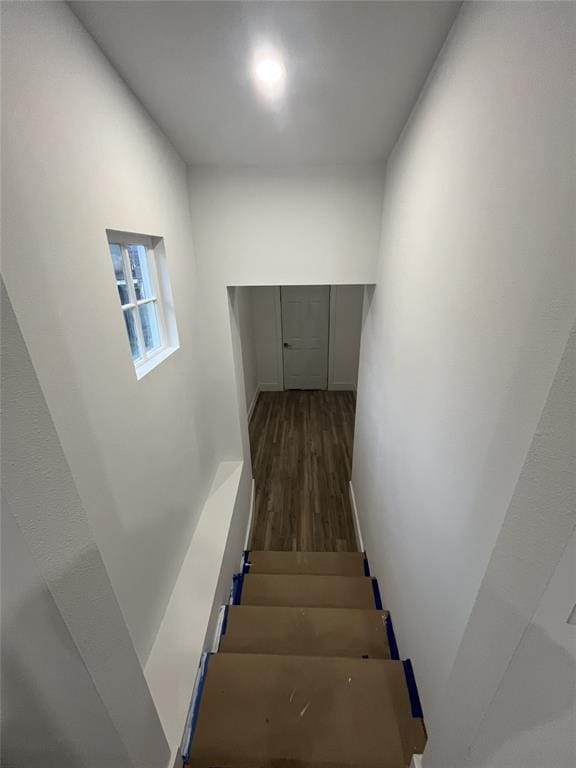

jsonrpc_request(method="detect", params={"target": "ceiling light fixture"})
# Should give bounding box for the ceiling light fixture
[254,57,284,84]
[252,47,286,101]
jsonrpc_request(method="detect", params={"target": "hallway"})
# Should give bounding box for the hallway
[249,391,358,552]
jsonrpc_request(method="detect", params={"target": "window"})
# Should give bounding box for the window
[107,231,179,378]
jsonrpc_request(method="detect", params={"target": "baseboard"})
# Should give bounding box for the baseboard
[247,386,260,422]
[243,478,256,551]
[348,481,365,552]
[328,380,357,391]
[259,382,283,392]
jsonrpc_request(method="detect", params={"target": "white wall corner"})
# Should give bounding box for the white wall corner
[348,481,365,553]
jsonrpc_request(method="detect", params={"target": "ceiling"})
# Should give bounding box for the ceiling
[71,1,460,167]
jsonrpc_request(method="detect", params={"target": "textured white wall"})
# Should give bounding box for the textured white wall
[352,0,575,736]
[1,1,215,664]
[1,284,169,768]
[188,167,384,287]
[466,527,576,768]
[2,512,132,768]
[424,323,576,767]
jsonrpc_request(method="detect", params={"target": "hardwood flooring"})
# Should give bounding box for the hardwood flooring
[248,390,358,552]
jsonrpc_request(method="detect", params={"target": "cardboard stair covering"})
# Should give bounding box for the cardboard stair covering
[240,573,378,609]
[219,605,391,659]
[246,550,368,577]
[185,550,426,768]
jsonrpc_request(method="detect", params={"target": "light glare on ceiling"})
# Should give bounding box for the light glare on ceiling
[255,57,284,84]
[252,48,286,101]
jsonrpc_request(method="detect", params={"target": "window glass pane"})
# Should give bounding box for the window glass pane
[109,243,130,305]
[127,244,154,301]
[139,301,162,353]
[123,308,141,360]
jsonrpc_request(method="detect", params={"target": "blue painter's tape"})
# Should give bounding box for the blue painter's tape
[385,615,400,660]
[181,652,211,763]
[232,572,244,605]
[403,659,424,719]
[242,550,251,573]
[363,557,371,576]
[371,578,383,610]
[221,604,229,637]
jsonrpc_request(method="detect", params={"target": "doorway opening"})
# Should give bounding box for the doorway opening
[230,284,368,551]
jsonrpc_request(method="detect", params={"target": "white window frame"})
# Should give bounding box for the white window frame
[107,230,179,379]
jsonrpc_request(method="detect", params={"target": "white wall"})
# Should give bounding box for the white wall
[2,513,131,768]
[188,166,384,287]
[329,285,364,390]
[1,1,217,664]
[1,283,169,768]
[466,527,576,768]
[352,0,575,745]
[188,167,383,454]
[424,322,576,768]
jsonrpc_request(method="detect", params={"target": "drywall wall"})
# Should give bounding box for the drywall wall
[1,0,222,663]
[188,166,384,456]
[424,323,576,767]
[2,511,132,768]
[329,285,364,390]
[466,527,576,768]
[352,0,575,738]
[1,282,169,768]
[188,166,384,287]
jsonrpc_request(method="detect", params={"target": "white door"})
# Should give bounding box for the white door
[281,285,330,390]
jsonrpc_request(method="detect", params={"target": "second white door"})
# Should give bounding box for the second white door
[281,285,330,389]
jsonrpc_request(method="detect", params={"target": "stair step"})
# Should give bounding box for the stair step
[240,574,377,609]
[246,550,367,576]
[220,606,391,658]
[189,653,417,768]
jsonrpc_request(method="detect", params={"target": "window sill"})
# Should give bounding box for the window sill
[135,345,179,380]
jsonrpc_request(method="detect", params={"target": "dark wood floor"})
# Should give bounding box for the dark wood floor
[249,391,358,552]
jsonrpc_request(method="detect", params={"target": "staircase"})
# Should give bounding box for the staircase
[185,550,426,768]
